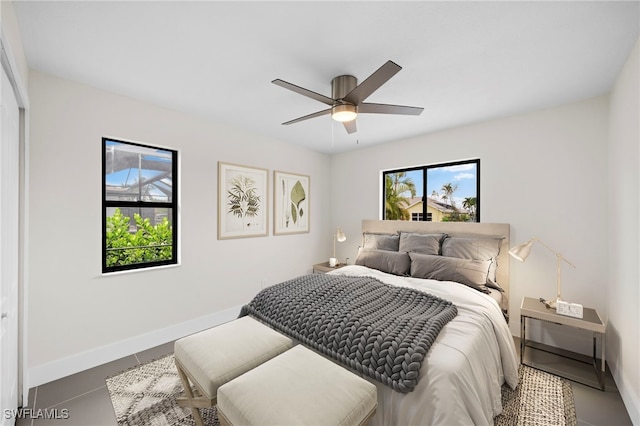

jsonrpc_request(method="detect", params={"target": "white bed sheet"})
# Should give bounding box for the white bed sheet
[328,265,519,426]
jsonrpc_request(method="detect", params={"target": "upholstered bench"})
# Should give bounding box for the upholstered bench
[174,316,294,426]
[217,345,378,426]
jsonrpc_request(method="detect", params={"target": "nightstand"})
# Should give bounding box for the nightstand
[520,296,606,390]
[312,261,347,274]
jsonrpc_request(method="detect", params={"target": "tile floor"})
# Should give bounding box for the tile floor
[12,338,633,426]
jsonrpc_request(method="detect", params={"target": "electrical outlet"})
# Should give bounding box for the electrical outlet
[556,300,583,318]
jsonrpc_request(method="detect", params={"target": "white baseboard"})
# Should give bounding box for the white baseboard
[28,305,243,388]
[615,368,640,425]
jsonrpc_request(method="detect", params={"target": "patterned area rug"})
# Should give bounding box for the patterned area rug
[106,355,217,426]
[495,365,577,426]
[106,355,576,426]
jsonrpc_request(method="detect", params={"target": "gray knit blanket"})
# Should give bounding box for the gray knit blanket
[240,274,458,393]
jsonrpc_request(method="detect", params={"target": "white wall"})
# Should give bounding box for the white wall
[607,37,639,424]
[331,96,610,349]
[27,71,332,386]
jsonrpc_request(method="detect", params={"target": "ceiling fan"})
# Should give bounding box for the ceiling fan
[272,60,424,134]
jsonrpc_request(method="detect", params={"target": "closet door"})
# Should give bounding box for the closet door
[0,63,20,425]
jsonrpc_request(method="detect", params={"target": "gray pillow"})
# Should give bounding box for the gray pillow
[441,236,504,282]
[409,252,491,293]
[398,232,446,255]
[355,248,410,276]
[362,232,400,251]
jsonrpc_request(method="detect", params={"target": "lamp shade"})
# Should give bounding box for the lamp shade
[508,239,533,262]
[332,228,347,265]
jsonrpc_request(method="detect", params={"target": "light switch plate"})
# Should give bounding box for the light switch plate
[556,300,583,318]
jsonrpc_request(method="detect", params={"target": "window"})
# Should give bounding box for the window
[383,159,479,222]
[102,138,178,272]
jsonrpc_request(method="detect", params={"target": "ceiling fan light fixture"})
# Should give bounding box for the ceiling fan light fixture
[331,104,357,122]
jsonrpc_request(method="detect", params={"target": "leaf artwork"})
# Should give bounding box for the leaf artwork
[290,180,306,224]
[227,175,261,230]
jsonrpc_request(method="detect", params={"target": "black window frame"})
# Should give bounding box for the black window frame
[102,137,178,273]
[382,159,480,222]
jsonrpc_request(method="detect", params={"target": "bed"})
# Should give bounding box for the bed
[242,220,519,425]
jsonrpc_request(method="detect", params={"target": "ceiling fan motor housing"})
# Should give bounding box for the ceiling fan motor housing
[331,75,357,103]
[331,75,358,121]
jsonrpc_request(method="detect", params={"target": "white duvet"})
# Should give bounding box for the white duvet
[328,265,519,426]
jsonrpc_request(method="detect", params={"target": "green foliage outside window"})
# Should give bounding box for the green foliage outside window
[442,212,471,222]
[384,172,416,220]
[106,208,173,267]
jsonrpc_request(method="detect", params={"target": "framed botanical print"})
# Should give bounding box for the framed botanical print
[218,162,268,239]
[274,171,310,235]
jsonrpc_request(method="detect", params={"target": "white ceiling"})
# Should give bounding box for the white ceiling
[13,1,640,154]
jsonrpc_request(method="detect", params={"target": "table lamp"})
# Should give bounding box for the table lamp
[330,228,346,267]
[509,236,576,309]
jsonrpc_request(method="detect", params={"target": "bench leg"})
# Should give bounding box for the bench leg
[175,362,206,426]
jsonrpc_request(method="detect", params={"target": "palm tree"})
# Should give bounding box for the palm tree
[384,172,416,220]
[440,183,458,210]
[462,196,477,220]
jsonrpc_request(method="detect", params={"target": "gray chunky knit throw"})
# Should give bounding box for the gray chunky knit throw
[240,274,458,393]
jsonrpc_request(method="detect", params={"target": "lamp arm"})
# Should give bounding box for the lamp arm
[531,237,576,305]
[532,237,576,268]
[333,234,336,259]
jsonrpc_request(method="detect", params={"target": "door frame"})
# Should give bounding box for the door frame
[1,25,30,407]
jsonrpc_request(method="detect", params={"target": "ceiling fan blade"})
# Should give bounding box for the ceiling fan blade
[272,79,335,106]
[358,102,424,116]
[342,61,402,105]
[282,108,331,125]
[343,120,357,134]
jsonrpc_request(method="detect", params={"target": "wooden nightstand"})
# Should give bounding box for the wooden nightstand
[312,262,347,274]
[520,296,606,390]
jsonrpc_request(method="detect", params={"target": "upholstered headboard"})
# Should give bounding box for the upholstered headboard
[361,220,511,305]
